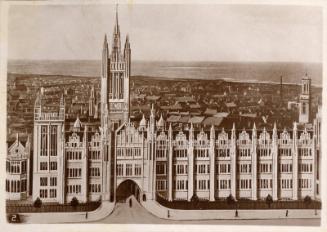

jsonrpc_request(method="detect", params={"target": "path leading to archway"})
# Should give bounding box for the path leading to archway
[93,196,169,224]
[91,196,320,226]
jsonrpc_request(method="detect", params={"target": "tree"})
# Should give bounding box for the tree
[304,195,312,207]
[191,194,199,202]
[191,194,200,209]
[71,197,79,208]
[266,194,273,208]
[33,197,42,208]
[226,194,236,208]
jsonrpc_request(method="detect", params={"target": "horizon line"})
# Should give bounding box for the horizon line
[7,59,323,64]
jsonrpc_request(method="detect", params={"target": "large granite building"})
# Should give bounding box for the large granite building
[25,7,322,204]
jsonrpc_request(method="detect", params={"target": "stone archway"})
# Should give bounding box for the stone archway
[116,179,141,203]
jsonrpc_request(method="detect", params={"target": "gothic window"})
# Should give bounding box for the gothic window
[198,180,208,190]
[50,189,57,198]
[173,149,187,158]
[156,163,166,175]
[67,185,81,194]
[89,184,101,193]
[134,164,142,176]
[258,163,272,173]
[302,102,306,114]
[258,129,270,146]
[90,167,100,177]
[258,148,271,157]
[197,164,208,174]
[279,148,291,156]
[126,164,132,176]
[156,180,166,191]
[117,164,124,176]
[40,177,48,186]
[21,161,27,174]
[279,179,293,189]
[40,162,48,170]
[279,163,293,173]
[219,179,231,189]
[238,148,251,157]
[299,129,311,146]
[41,125,48,156]
[68,168,82,178]
[50,177,57,186]
[217,129,228,146]
[219,164,230,173]
[237,130,251,146]
[40,189,48,198]
[237,179,251,189]
[50,126,57,156]
[50,161,57,171]
[195,148,208,158]
[279,129,291,146]
[216,148,230,158]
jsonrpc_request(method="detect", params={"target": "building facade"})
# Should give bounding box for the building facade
[6,134,30,200]
[29,7,321,205]
[32,94,66,203]
[115,105,321,202]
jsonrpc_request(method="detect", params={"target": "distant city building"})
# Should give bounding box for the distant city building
[299,74,311,123]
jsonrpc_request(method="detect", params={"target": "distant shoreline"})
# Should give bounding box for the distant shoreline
[7,72,322,88]
[7,60,322,87]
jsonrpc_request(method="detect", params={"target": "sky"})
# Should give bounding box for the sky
[7,3,322,62]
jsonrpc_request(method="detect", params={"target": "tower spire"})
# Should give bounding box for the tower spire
[115,4,119,33]
[112,3,121,58]
[103,34,108,47]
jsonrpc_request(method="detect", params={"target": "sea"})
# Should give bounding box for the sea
[7,60,322,86]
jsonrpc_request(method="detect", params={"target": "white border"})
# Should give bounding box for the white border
[0,0,326,231]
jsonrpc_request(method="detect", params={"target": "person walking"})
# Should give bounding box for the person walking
[286,209,288,217]
[85,212,88,219]
[129,198,132,208]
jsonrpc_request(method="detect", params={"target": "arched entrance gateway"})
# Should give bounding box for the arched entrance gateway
[116,179,141,202]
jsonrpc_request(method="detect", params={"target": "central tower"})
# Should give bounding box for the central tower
[101,5,131,130]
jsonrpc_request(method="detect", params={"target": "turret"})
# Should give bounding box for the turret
[272,122,278,141]
[34,91,42,119]
[139,114,147,131]
[101,34,109,79]
[157,114,165,130]
[16,133,19,144]
[73,116,82,132]
[210,125,215,140]
[25,135,31,155]
[189,123,194,141]
[111,4,121,62]
[168,123,173,139]
[83,125,88,146]
[89,86,95,117]
[293,122,298,144]
[59,94,65,120]
[101,34,110,124]
[231,123,236,141]
[124,35,131,77]
[252,122,257,140]
[149,104,156,135]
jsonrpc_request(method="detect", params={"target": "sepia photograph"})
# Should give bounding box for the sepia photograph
[1,0,325,230]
